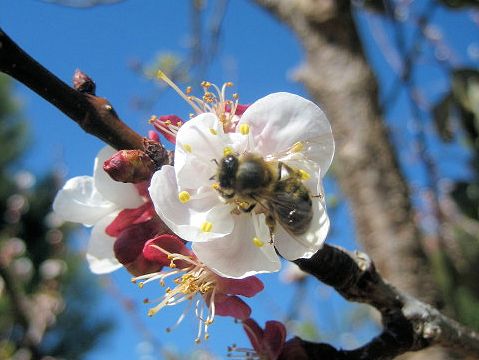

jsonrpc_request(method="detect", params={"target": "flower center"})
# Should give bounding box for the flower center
[132,245,219,343]
[156,70,240,131]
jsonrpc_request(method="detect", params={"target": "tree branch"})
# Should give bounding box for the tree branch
[290,246,479,359]
[0,27,144,151]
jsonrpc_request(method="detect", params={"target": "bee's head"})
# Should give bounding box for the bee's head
[217,154,239,192]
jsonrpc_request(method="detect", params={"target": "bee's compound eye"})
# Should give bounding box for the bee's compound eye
[218,155,239,189]
[221,155,239,174]
[223,155,238,166]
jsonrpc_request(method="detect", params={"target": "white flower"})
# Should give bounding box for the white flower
[53,146,144,273]
[149,92,334,278]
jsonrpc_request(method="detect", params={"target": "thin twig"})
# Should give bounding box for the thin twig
[0,27,144,151]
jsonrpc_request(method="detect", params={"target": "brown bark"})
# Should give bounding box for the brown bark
[253,1,445,358]
[290,245,479,359]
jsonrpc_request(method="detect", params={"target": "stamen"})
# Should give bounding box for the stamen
[209,128,218,135]
[203,92,216,103]
[182,144,192,153]
[298,169,311,181]
[157,70,203,114]
[252,236,264,248]
[212,183,220,190]
[178,191,191,203]
[223,146,234,156]
[290,141,304,153]
[200,221,213,233]
[239,123,250,135]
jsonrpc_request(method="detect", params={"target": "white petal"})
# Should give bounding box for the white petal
[87,212,123,274]
[192,213,281,279]
[53,176,117,226]
[274,195,330,261]
[175,113,247,189]
[93,146,144,209]
[239,92,335,175]
[149,166,234,242]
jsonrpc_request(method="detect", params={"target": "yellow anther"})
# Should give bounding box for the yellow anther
[205,334,210,340]
[200,221,213,233]
[209,128,218,135]
[238,201,249,209]
[212,183,220,190]
[252,236,264,247]
[186,86,192,94]
[201,81,211,88]
[298,169,311,181]
[182,144,192,153]
[138,282,144,288]
[178,191,191,203]
[291,141,305,153]
[195,338,201,344]
[148,115,157,123]
[156,70,167,80]
[169,260,177,268]
[147,309,156,317]
[223,146,234,156]
[239,123,250,135]
[203,92,215,103]
[225,81,234,87]
[177,121,183,127]
[233,93,239,99]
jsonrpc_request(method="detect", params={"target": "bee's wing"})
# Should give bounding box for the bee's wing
[258,177,313,237]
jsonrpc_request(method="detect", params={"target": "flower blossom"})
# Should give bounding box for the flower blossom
[53,146,148,273]
[228,318,287,360]
[149,76,334,279]
[135,234,264,343]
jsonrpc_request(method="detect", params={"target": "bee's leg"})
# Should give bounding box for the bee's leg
[276,162,283,181]
[241,203,256,213]
[265,214,276,244]
[211,158,219,166]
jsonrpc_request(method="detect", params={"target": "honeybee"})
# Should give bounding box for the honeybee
[214,150,314,240]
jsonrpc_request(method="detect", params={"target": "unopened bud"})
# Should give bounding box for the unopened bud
[73,69,96,95]
[103,150,155,183]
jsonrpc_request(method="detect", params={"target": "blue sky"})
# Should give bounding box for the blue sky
[0,1,477,359]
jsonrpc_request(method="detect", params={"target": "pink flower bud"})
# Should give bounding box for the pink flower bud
[103,150,155,183]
